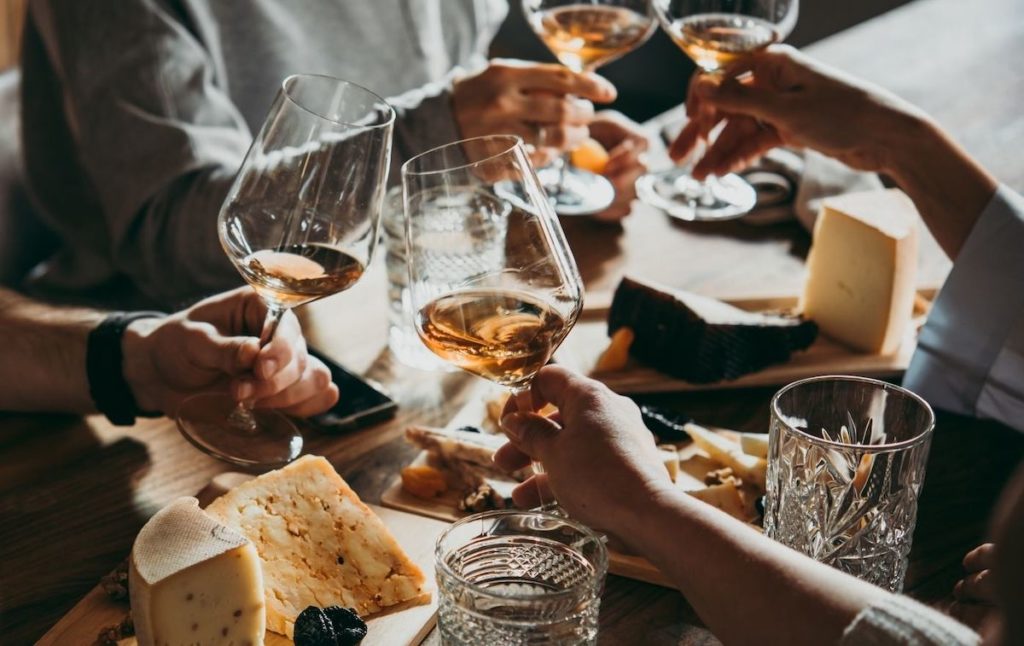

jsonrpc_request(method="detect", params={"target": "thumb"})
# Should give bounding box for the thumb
[699,77,788,123]
[501,412,560,461]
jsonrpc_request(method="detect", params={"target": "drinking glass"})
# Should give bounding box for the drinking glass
[176,74,395,469]
[764,376,935,592]
[523,0,656,216]
[638,0,798,221]
[403,135,584,507]
[436,510,608,645]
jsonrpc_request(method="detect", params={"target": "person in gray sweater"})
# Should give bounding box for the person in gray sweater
[19,0,648,307]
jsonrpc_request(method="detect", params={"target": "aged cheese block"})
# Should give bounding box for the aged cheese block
[608,276,818,383]
[205,455,429,638]
[129,497,266,646]
[801,189,919,354]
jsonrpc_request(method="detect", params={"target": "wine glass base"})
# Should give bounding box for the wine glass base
[176,392,303,470]
[536,165,615,216]
[637,167,756,222]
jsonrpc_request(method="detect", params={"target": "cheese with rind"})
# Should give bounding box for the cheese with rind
[129,497,266,646]
[801,189,919,354]
[205,455,429,638]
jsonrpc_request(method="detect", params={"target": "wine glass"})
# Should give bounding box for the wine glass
[176,74,395,469]
[637,0,799,221]
[403,135,584,504]
[523,0,656,216]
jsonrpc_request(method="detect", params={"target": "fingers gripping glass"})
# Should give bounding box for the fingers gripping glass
[176,75,395,469]
[638,0,798,221]
[402,135,584,509]
[523,0,656,216]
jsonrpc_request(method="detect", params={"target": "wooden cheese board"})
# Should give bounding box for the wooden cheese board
[39,472,447,646]
[381,389,763,590]
[556,289,936,395]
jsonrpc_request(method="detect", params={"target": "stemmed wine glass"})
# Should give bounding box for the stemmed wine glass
[637,0,799,221]
[523,0,656,216]
[403,135,584,505]
[176,74,395,469]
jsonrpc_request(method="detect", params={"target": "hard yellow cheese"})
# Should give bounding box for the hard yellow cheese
[206,455,429,638]
[129,497,266,646]
[801,189,919,354]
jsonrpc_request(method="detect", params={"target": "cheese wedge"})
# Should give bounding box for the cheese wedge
[739,433,770,459]
[686,424,767,489]
[801,189,919,354]
[205,456,429,638]
[129,497,265,646]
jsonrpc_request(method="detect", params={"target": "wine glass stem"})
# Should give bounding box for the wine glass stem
[227,303,287,431]
[509,384,559,512]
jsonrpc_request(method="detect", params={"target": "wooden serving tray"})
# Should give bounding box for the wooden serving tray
[557,290,935,394]
[40,473,447,646]
[380,392,759,590]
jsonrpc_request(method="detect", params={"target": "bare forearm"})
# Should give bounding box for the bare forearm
[0,290,103,412]
[883,114,998,260]
[627,489,887,646]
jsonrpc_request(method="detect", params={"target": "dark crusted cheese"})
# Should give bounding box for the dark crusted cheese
[608,277,817,383]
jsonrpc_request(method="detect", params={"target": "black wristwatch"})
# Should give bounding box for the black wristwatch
[86,311,165,426]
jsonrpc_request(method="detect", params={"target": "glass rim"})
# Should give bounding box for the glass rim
[402,134,525,178]
[434,509,609,602]
[770,375,936,452]
[280,73,396,129]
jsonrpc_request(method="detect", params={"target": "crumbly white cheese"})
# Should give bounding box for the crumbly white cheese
[205,456,429,638]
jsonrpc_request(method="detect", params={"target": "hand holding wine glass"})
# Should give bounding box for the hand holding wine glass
[176,74,395,470]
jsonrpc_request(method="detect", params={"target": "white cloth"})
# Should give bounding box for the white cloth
[841,595,980,646]
[904,185,1024,432]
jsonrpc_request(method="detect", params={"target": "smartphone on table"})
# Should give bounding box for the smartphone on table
[307,347,397,431]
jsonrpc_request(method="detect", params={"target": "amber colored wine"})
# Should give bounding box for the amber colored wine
[240,244,365,308]
[417,289,570,387]
[532,5,654,72]
[667,13,780,72]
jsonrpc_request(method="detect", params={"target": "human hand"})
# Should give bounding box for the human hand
[452,59,617,159]
[954,543,997,604]
[669,45,929,180]
[122,287,339,418]
[587,111,650,221]
[493,366,672,542]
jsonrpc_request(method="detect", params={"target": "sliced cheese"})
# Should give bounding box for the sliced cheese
[129,497,265,646]
[686,482,752,522]
[205,455,429,638]
[739,433,769,459]
[801,189,919,354]
[686,424,767,489]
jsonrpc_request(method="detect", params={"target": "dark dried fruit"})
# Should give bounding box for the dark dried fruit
[456,425,482,434]
[100,561,130,601]
[754,495,765,518]
[294,606,336,646]
[324,606,368,646]
[640,405,692,442]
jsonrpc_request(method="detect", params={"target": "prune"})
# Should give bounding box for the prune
[294,606,336,646]
[324,606,368,646]
[640,405,692,442]
[456,425,482,434]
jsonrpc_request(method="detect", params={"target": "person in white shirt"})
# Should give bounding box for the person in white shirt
[493,46,1024,646]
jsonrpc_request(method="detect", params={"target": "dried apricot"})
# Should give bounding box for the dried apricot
[570,138,610,175]
[401,465,448,499]
[595,327,634,372]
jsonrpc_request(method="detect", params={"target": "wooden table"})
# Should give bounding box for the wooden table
[3,0,1023,642]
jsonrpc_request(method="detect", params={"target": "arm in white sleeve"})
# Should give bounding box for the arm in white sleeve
[904,185,1024,431]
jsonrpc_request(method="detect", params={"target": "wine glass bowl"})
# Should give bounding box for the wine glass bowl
[638,0,798,221]
[403,135,584,394]
[522,0,656,216]
[177,74,395,470]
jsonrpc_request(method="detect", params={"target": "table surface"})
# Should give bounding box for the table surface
[3,0,1023,643]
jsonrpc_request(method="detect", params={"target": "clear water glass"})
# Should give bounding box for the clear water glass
[764,376,935,592]
[436,510,608,645]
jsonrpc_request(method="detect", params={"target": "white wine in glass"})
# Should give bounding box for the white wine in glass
[176,74,395,470]
[404,135,584,505]
[523,0,656,216]
[637,0,798,221]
